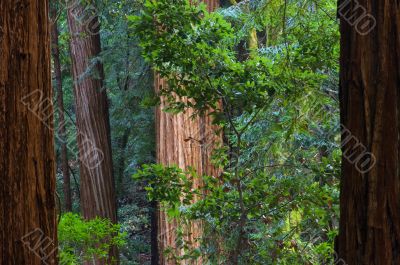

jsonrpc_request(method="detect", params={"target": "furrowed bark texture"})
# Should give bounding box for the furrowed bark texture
[0,0,58,264]
[51,6,72,212]
[338,0,400,264]
[67,2,118,264]
[155,1,221,264]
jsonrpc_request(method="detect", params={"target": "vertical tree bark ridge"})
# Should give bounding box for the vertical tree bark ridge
[51,6,73,212]
[0,0,58,264]
[338,0,400,264]
[155,1,221,264]
[66,2,118,264]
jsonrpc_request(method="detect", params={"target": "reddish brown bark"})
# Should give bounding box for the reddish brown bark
[0,0,58,264]
[51,6,73,212]
[67,2,118,264]
[338,0,400,264]
[155,1,221,264]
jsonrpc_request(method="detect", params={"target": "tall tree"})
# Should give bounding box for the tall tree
[338,0,400,263]
[155,1,221,264]
[66,2,117,263]
[51,3,72,212]
[0,0,58,264]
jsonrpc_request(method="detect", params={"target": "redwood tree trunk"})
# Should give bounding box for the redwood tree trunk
[51,6,73,212]
[67,2,118,264]
[155,2,221,264]
[0,0,58,264]
[338,0,400,264]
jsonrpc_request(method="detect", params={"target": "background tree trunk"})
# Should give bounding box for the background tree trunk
[155,2,221,264]
[151,200,159,265]
[116,128,131,197]
[338,0,400,264]
[51,5,73,212]
[67,2,118,264]
[0,0,58,264]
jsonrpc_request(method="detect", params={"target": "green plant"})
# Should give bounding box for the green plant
[131,0,340,263]
[58,213,127,264]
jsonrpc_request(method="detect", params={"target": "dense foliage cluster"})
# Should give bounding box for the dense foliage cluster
[132,0,340,263]
[58,213,126,264]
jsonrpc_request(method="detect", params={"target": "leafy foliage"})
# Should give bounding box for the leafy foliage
[52,0,341,263]
[58,213,126,264]
[132,0,340,263]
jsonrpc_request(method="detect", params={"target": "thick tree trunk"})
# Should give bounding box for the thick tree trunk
[338,0,400,264]
[66,2,118,264]
[51,7,73,212]
[0,1,58,264]
[155,2,221,264]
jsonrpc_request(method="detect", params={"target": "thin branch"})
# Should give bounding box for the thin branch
[68,164,80,201]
